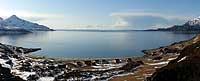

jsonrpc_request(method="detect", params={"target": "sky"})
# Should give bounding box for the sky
[0,0,200,29]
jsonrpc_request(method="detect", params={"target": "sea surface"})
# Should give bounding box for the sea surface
[0,31,197,58]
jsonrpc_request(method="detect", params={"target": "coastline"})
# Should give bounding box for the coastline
[25,52,178,81]
[0,34,199,81]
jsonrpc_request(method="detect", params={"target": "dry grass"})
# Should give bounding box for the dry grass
[109,55,178,81]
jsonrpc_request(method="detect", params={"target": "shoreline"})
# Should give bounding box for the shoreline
[27,54,144,62]
[0,34,199,81]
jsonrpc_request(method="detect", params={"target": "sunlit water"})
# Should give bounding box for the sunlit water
[0,31,197,58]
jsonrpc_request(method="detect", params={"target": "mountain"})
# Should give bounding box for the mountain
[147,39,200,81]
[0,17,3,21]
[0,17,3,28]
[156,16,200,31]
[185,16,200,26]
[0,15,53,31]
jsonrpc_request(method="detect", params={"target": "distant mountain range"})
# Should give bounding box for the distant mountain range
[0,15,53,33]
[150,16,200,31]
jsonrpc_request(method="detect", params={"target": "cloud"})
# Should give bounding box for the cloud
[0,8,66,29]
[0,8,64,21]
[111,12,192,29]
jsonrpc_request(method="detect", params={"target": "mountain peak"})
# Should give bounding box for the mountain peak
[1,15,53,31]
[8,15,21,20]
[0,17,3,21]
[190,16,200,21]
[185,16,200,26]
[11,15,17,17]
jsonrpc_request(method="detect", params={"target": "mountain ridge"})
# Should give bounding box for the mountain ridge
[0,15,53,31]
[152,16,200,31]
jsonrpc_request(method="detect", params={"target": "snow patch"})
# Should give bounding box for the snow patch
[147,61,169,66]
[11,70,36,80]
[37,77,54,81]
[178,56,187,62]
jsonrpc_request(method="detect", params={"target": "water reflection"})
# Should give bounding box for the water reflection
[0,31,197,58]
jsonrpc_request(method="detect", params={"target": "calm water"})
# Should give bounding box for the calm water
[0,31,197,58]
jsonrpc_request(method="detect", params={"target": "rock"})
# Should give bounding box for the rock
[152,56,163,61]
[148,41,200,81]
[58,64,66,68]
[95,60,101,64]
[48,65,56,70]
[12,54,22,60]
[66,63,77,69]
[27,74,39,81]
[84,60,92,66]
[55,71,82,80]
[19,61,32,72]
[143,34,200,56]
[5,60,13,66]
[136,60,144,65]
[76,61,84,67]
[15,47,41,54]
[120,61,140,71]
[0,64,24,81]
[40,59,53,64]
[22,48,41,54]
[91,62,97,66]
[126,58,133,62]
[0,43,14,54]
[102,59,109,64]
[114,59,122,64]
[22,61,31,67]
[0,54,9,60]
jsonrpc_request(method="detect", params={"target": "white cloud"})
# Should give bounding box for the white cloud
[111,12,193,29]
[112,17,129,27]
[0,8,194,30]
[0,9,64,19]
[0,8,67,29]
[111,12,190,21]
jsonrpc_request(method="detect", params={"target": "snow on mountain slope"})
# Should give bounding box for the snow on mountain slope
[0,17,4,29]
[1,15,53,31]
[0,17,3,21]
[185,16,200,26]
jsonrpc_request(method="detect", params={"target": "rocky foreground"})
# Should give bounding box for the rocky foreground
[1,35,200,81]
[0,43,146,81]
[110,34,200,81]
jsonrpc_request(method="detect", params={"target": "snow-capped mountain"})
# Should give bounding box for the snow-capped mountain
[0,17,4,28]
[156,16,200,31]
[0,17,3,21]
[0,15,53,31]
[185,16,200,26]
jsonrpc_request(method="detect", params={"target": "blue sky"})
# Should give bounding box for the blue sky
[0,0,200,29]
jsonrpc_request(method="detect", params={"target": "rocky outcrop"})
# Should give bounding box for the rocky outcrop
[143,34,200,56]
[147,41,200,81]
[3,43,41,54]
[0,64,24,81]
[0,43,41,81]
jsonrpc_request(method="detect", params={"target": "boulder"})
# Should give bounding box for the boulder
[152,56,163,61]
[102,59,109,64]
[120,60,140,71]
[148,41,200,81]
[76,61,84,67]
[84,60,92,66]
[136,60,144,65]
[143,34,200,56]
[58,64,67,68]
[0,64,24,81]
[114,59,122,64]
